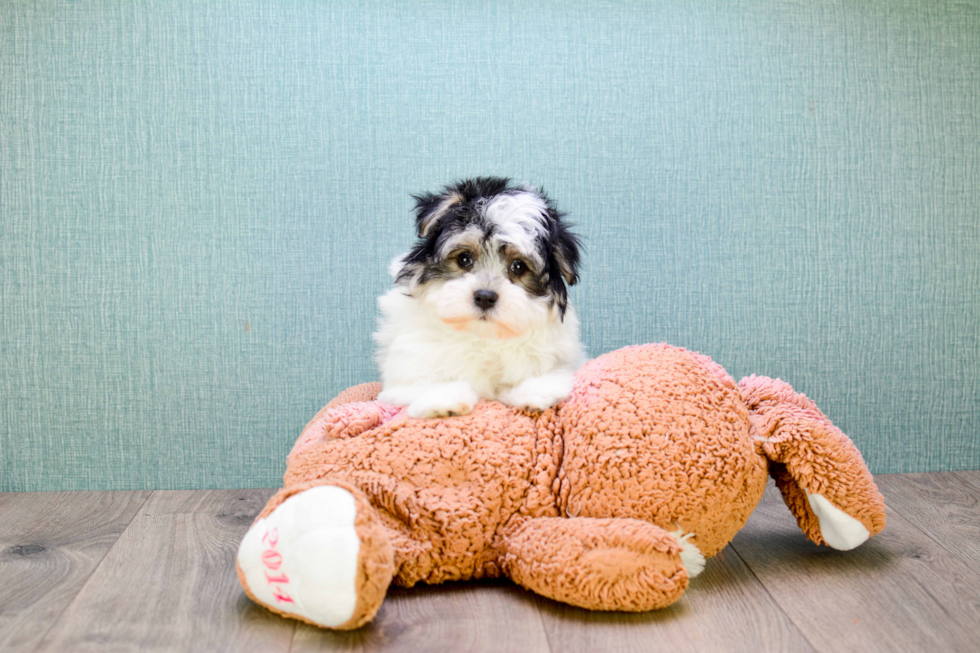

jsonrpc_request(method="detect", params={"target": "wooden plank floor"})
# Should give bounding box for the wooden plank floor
[2,472,978,653]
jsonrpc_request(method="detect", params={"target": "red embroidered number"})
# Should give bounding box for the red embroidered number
[260,527,294,603]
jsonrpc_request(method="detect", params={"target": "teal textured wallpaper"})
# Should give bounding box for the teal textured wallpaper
[1,1,978,491]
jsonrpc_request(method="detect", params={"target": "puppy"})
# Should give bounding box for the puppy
[374,177,584,418]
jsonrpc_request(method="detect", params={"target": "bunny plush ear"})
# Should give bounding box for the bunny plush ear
[739,375,886,550]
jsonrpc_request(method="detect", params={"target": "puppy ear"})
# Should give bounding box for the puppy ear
[551,219,582,286]
[545,216,582,319]
[412,191,462,238]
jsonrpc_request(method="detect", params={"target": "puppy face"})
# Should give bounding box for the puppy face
[391,177,581,338]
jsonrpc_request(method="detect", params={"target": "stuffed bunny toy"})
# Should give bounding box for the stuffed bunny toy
[237,344,886,629]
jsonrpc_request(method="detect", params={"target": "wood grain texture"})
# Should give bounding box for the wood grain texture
[875,471,980,569]
[5,475,980,651]
[32,489,293,653]
[730,480,980,653]
[954,470,980,489]
[533,545,815,653]
[0,490,150,653]
[290,579,551,653]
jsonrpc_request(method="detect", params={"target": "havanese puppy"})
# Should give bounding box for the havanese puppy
[374,177,585,418]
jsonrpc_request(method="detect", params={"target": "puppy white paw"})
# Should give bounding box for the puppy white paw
[406,382,480,418]
[498,373,575,411]
[377,385,424,406]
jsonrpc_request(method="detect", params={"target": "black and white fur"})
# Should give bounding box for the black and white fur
[374,177,585,418]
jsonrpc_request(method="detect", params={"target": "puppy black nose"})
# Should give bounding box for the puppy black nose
[473,289,498,310]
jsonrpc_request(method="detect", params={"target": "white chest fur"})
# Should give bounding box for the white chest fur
[373,288,583,399]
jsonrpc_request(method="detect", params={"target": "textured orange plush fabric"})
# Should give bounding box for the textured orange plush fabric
[739,374,887,544]
[240,343,885,627]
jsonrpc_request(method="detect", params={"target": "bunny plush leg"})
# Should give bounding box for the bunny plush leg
[740,375,887,550]
[502,517,698,611]
[237,480,395,630]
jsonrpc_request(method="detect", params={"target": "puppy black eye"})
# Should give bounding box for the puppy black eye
[509,260,527,276]
[456,252,474,269]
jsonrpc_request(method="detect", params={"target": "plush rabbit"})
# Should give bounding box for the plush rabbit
[237,344,885,629]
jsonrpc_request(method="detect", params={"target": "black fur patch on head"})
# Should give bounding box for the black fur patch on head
[399,177,515,284]
[398,177,583,319]
[411,176,514,238]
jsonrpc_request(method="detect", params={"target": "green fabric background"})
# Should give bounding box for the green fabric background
[2,0,978,491]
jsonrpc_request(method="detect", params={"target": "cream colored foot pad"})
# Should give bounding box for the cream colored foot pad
[806,490,870,551]
[237,486,361,627]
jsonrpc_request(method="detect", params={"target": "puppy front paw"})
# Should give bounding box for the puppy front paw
[498,373,575,411]
[406,382,480,418]
[377,385,422,406]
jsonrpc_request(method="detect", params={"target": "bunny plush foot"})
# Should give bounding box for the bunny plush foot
[805,491,871,550]
[237,484,394,629]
